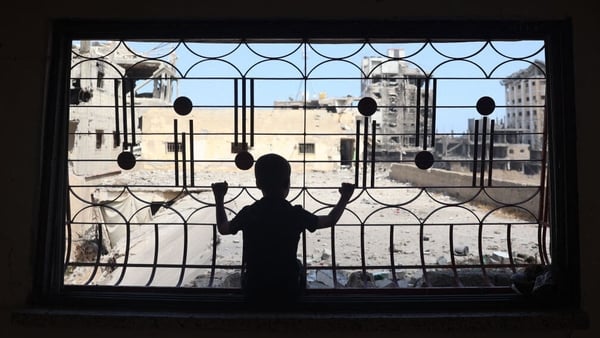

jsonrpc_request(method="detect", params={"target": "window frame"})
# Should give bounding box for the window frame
[34,19,580,313]
[298,142,316,154]
[166,141,184,153]
[95,129,104,149]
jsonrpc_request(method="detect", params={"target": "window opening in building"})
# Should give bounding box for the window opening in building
[68,121,78,152]
[96,62,105,89]
[64,38,550,292]
[95,130,104,149]
[166,142,183,153]
[37,21,577,310]
[299,143,316,154]
[231,142,251,154]
[112,131,119,148]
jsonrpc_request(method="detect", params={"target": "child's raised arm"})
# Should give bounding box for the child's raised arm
[211,181,235,235]
[316,183,355,229]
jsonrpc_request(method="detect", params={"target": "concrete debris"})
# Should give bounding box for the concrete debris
[320,249,331,261]
[375,279,398,288]
[311,269,339,288]
[66,169,546,288]
[416,268,513,287]
[492,251,510,263]
[510,264,556,296]
[205,266,521,290]
[346,271,376,288]
[454,245,469,256]
[373,271,391,280]
[220,272,242,288]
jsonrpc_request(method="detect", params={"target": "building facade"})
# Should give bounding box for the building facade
[69,41,178,177]
[501,60,546,153]
[361,48,434,160]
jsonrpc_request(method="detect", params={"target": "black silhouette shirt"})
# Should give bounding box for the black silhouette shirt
[229,196,318,299]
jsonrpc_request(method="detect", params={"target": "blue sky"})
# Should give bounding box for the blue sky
[118,40,545,133]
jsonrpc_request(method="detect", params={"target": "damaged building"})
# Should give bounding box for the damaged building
[360,48,434,161]
[434,60,546,174]
[69,41,179,177]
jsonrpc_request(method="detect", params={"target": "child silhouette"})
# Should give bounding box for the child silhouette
[212,153,354,306]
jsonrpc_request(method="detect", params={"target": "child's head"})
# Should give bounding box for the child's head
[255,153,291,197]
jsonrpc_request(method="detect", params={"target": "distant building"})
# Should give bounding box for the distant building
[69,41,178,177]
[500,60,546,154]
[139,107,357,173]
[361,48,434,160]
[274,92,357,114]
[431,61,547,175]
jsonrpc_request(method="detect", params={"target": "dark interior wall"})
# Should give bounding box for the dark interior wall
[1,1,598,337]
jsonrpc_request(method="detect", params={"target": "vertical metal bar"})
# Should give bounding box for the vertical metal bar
[176,221,189,287]
[430,79,437,148]
[355,119,360,187]
[362,117,368,188]
[472,119,480,187]
[64,190,74,273]
[234,79,239,145]
[423,78,429,150]
[538,187,550,264]
[542,223,549,265]
[480,117,488,187]
[538,218,546,265]
[538,105,550,265]
[121,76,129,150]
[415,78,421,148]
[250,78,255,147]
[506,223,516,273]
[129,78,136,151]
[371,120,376,188]
[301,229,307,290]
[145,223,160,287]
[449,224,455,265]
[174,119,179,187]
[83,223,104,286]
[360,221,367,287]
[181,132,187,187]
[330,224,337,288]
[64,222,72,274]
[242,77,247,146]
[487,120,495,186]
[302,79,308,186]
[113,79,120,147]
[240,241,246,291]
[449,224,463,287]
[209,224,217,287]
[418,214,430,286]
[477,221,492,286]
[189,120,195,187]
[389,224,397,284]
[114,221,131,286]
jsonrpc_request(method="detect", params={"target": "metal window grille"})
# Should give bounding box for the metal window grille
[65,38,551,291]
[51,21,577,302]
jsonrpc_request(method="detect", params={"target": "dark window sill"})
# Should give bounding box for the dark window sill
[12,307,589,332]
